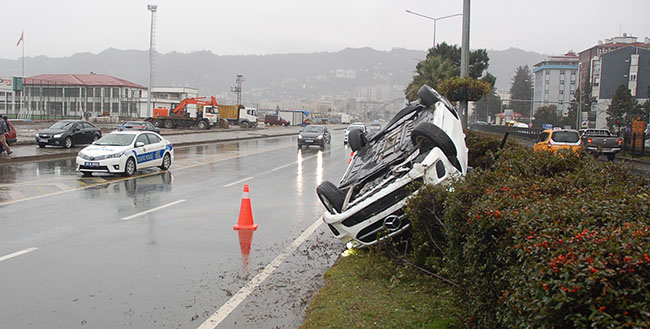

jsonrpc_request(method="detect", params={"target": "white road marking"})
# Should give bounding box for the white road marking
[197,217,323,329]
[271,153,320,171]
[0,247,38,263]
[121,199,187,221]
[223,176,254,187]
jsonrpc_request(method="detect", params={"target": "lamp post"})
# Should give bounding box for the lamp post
[147,4,157,118]
[405,10,462,48]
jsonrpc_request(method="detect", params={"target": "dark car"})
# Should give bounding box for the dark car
[117,121,160,134]
[297,125,331,149]
[264,114,289,126]
[35,120,102,149]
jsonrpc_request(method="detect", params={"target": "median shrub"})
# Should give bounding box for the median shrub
[403,133,650,328]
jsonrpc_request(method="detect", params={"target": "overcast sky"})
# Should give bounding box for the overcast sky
[2,0,649,60]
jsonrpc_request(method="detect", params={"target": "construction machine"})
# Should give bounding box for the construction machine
[146,96,220,130]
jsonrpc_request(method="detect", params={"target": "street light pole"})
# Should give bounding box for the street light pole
[405,10,462,48]
[147,4,157,118]
[459,0,471,129]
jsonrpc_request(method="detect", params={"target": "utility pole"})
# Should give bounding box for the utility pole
[458,0,471,129]
[231,75,245,104]
[147,4,157,118]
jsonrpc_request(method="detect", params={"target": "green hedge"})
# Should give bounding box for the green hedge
[403,131,650,328]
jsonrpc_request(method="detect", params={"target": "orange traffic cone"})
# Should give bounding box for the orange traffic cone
[237,229,254,268]
[233,184,258,230]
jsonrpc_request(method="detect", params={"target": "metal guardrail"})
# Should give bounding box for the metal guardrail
[469,124,542,140]
[470,124,649,157]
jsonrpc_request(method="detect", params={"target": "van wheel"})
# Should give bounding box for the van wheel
[316,181,345,214]
[348,129,367,152]
[417,85,441,107]
[410,122,457,158]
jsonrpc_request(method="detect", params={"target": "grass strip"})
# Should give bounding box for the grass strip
[300,249,457,329]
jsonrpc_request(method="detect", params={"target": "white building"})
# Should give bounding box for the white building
[533,52,579,117]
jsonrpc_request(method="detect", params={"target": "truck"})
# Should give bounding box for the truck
[217,105,258,129]
[146,96,221,130]
[580,128,622,160]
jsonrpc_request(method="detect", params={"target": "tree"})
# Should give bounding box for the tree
[508,66,533,118]
[405,55,456,101]
[406,43,490,101]
[473,72,502,123]
[425,42,489,79]
[606,85,641,131]
[532,105,560,128]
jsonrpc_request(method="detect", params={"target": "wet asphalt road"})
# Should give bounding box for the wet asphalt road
[0,133,349,328]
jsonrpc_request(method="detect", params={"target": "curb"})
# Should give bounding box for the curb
[0,131,301,166]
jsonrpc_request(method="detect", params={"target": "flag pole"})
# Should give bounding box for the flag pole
[21,31,24,116]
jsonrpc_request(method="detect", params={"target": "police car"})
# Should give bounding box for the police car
[76,130,173,177]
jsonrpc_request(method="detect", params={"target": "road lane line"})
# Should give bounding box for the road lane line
[271,153,320,171]
[223,176,254,187]
[197,217,323,329]
[0,247,38,263]
[121,199,187,221]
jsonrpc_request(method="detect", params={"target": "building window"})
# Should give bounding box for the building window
[570,90,575,95]
[571,80,576,85]
[560,80,565,85]
[559,90,564,95]
[630,74,637,81]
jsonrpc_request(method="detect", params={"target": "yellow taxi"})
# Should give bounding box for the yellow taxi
[533,129,582,153]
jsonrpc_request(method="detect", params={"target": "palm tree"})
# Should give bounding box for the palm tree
[405,55,455,101]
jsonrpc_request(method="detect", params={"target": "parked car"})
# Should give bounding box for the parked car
[35,120,101,149]
[117,121,160,134]
[297,125,331,149]
[533,129,582,154]
[76,130,173,177]
[316,85,468,247]
[580,128,622,161]
[264,115,289,126]
[344,122,367,144]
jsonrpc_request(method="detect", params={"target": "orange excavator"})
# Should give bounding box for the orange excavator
[147,96,221,130]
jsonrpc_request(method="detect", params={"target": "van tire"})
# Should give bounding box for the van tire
[348,128,367,152]
[316,181,345,214]
[417,85,440,107]
[410,122,457,158]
